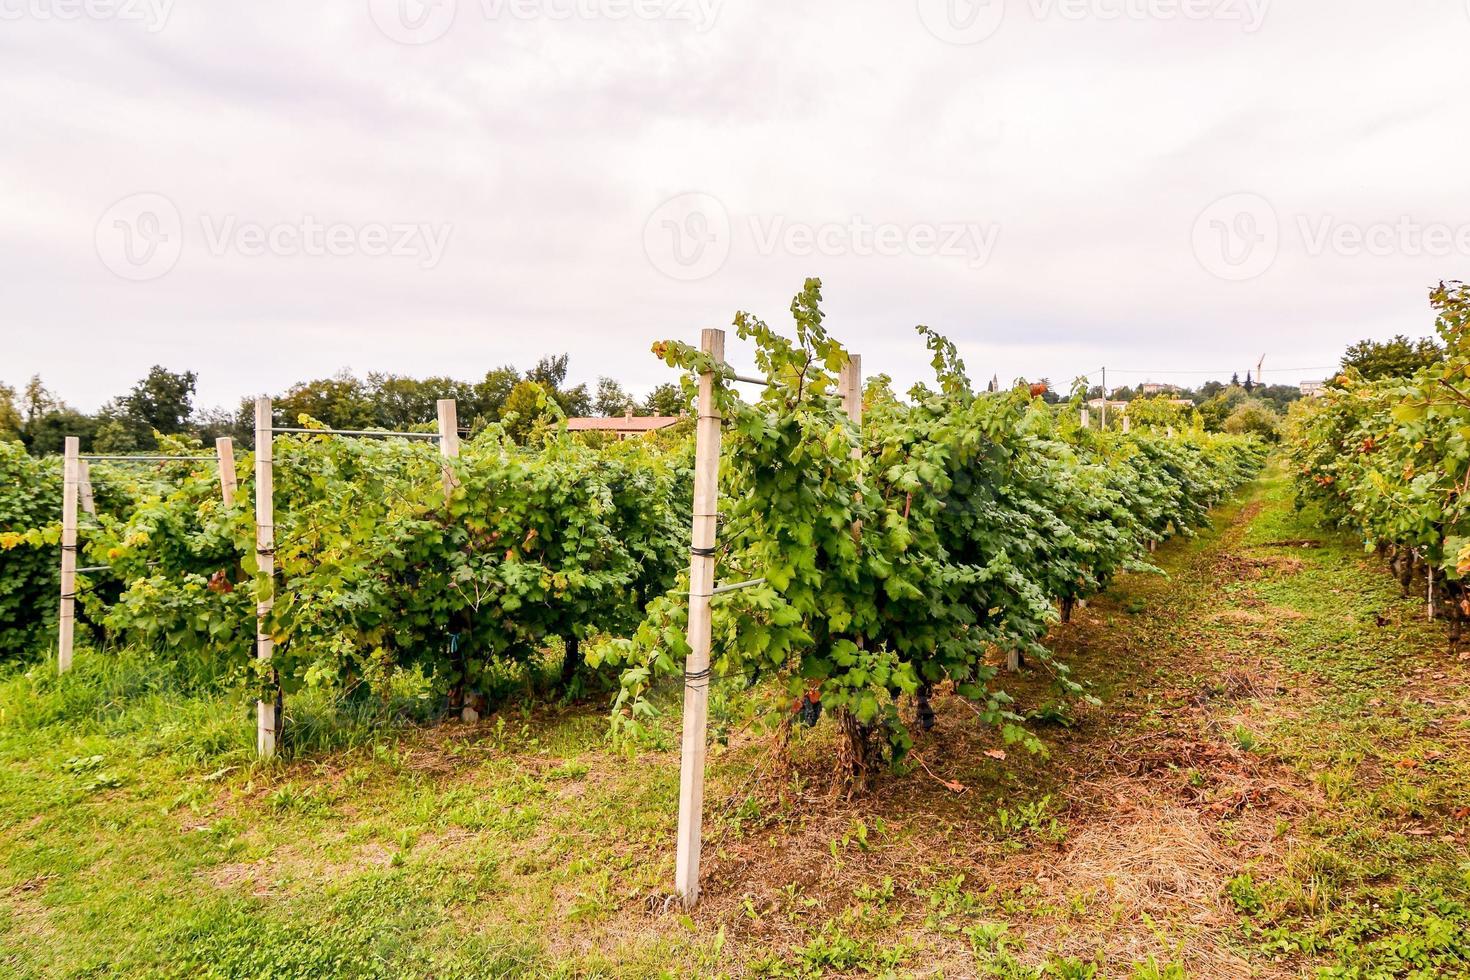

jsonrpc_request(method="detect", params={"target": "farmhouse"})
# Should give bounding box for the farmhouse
[564,409,684,439]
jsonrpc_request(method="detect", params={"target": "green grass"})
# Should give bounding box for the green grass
[3,460,1468,977]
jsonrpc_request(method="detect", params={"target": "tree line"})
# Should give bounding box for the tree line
[0,333,1444,456]
[0,355,691,456]
[1080,333,1446,439]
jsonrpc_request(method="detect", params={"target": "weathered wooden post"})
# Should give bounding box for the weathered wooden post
[839,354,863,456]
[1428,564,1436,622]
[58,437,79,673]
[1080,407,1091,428]
[216,437,237,507]
[1122,414,1131,435]
[436,399,473,719]
[254,398,279,759]
[675,328,724,909]
[77,459,96,517]
[436,398,460,503]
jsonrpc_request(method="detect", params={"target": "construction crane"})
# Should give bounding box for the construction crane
[1257,354,1265,387]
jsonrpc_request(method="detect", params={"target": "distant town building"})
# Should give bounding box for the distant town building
[1085,399,1130,413]
[1299,380,1326,398]
[565,409,684,439]
[1139,382,1178,395]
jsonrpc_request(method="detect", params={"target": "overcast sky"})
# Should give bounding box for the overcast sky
[3,0,1468,413]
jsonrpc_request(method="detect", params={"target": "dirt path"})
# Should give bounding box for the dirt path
[686,465,1470,978]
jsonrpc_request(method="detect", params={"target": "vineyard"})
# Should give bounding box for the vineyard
[3,282,1264,772]
[2,283,1468,977]
[1286,281,1470,646]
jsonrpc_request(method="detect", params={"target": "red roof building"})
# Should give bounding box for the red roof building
[564,410,684,439]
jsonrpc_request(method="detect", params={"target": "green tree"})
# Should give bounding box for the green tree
[15,375,94,454]
[85,366,198,452]
[501,380,556,443]
[23,408,97,456]
[123,366,197,434]
[643,382,689,417]
[366,373,477,430]
[594,378,633,417]
[1199,386,1248,432]
[1339,334,1443,381]
[275,373,376,429]
[1223,398,1280,440]
[1253,384,1303,413]
[0,384,21,442]
[475,366,522,422]
[192,405,247,444]
[22,375,56,430]
[526,354,591,417]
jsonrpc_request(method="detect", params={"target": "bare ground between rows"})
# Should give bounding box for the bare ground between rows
[674,492,1317,976]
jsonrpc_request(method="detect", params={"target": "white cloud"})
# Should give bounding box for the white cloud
[1,0,1467,412]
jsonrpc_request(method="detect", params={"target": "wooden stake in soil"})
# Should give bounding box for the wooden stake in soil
[839,354,863,459]
[58,436,79,673]
[77,459,96,517]
[1081,407,1091,428]
[216,437,237,508]
[1428,563,1436,622]
[435,399,475,720]
[254,398,280,759]
[436,398,460,504]
[674,327,725,910]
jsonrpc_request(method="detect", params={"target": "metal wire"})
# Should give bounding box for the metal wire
[711,577,766,596]
[270,427,440,439]
[78,455,218,462]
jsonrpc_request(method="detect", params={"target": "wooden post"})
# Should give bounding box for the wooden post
[77,459,96,517]
[1122,414,1131,435]
[216,437,237,508]
[674,328,724,909]
[839,354,863,457]
[436,399,473,720]
[1428,563,1435,622]
[58,437,79,673]
[436,398,460,504]
[1080,407,1091,428]
[254,398,279,759]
